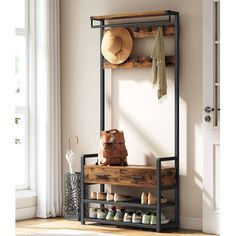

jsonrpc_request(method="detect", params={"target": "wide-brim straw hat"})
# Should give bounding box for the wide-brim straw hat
[101,27,133,64]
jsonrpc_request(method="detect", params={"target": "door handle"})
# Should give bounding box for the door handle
[95,174,109,180]
[204,106,220,113]
[131,175,144,180]
[205,106,214,113]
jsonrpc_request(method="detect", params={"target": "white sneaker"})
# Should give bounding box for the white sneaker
[132,210,143,224]
[161,213,170,224]
[123,211,133,223]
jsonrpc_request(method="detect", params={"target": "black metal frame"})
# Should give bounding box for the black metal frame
[81,10,179,232]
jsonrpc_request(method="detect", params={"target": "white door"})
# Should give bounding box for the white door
[202,0,220,234]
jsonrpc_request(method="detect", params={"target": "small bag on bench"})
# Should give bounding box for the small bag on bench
[98,129,128,166]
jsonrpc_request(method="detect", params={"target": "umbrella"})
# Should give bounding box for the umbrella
[65,135,79,174]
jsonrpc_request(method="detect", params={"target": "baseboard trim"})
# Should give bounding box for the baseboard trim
[16,206,36,221]
[180,216,202,230]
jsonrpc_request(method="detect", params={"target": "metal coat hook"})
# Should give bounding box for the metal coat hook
[68,135,79,150]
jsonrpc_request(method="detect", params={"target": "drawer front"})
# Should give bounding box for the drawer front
[119,168,176,187]
[84,166,119,184]
[84,165,176,187]
[119,169,156,187]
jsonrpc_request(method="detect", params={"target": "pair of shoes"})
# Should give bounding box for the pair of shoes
[141,192,156,204]
[142,211,158,224]
[105,206,126,221]
[141,192,168,205]
[89,207,108,219]
[106,206,116,220]
[114,193,132,202]
[89,192,106,200]
[124,210,143,223]
[142,211,170,225]
[90,206,124,221]
[90,192,114,201]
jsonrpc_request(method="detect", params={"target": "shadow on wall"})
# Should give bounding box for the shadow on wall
[106,69,204,219]
[106,95,167,164]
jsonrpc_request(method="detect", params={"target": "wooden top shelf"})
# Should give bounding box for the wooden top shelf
[84,164,157,170]
[91,10,170,21]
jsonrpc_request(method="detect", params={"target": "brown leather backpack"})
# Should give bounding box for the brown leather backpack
[98,129,128,166]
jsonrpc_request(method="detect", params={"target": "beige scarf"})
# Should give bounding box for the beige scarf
[151,26,167,99]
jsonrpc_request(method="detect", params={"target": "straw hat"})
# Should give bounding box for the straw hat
[101,27,133,64]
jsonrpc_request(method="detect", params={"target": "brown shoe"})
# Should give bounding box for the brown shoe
[97,192,107,201]
[106,193,114,202]
[114,193,132,202]
[141,192,148,204]
[89,192,97,200]
[148,193,156,205]
[148,193,168,204]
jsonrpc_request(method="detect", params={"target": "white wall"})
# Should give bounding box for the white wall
[60,0,203,229]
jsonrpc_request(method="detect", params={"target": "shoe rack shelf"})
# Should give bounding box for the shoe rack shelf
[81,156,179,232]
[83,218,178,230]
[83,199,176,209]
[81,10,180,233]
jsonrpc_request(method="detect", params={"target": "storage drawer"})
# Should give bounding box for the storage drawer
[83,165,176,187]
[84,166,119,184]
[119,168,156,187]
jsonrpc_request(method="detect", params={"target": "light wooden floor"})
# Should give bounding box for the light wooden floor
[16,218,215,236]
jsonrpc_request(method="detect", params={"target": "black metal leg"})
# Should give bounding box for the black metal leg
[100,184,105,208]
[80,155,85,224]
[100,20,105,131]
[156,158,162,232]
[100,184,104,192]
[174,158,180,228]
[174,12,180,229]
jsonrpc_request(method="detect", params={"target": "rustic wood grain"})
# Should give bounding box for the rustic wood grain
[91,10,169,21]
[119,168,156,187]
[131,25,175,38]
[103,56,175,69]
[84,165,176,187]
[84,166,119,185]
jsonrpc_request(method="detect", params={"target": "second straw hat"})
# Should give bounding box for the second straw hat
[101,27,133,64]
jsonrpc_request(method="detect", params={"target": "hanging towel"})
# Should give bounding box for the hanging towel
[150,26,167,99]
